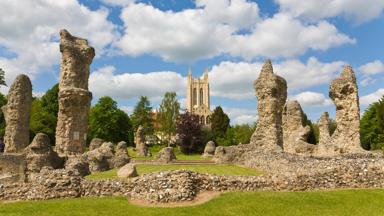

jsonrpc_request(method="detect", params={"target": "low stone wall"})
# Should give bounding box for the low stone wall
[0,154,26,184]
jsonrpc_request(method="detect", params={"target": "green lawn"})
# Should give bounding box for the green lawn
[86,164,261,180]
[2,189,384,216]
[128,146,211,161]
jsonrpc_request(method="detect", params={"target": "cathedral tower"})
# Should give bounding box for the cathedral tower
[186,67,212,125]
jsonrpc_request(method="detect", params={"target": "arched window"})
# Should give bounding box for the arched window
[193,88,197,106]
[200,116,205,124]
[199,88,204,106]
[206,116,210,124]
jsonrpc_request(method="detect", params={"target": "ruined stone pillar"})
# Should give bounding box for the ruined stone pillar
[250,60,287,150]
[314,112,335,156]
[2,74,32,153]
[135,125,149,157]
[55,29,95,157]
[329,65,362,153]
[282,100,314,154]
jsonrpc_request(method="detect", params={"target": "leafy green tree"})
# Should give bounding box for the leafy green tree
[158,92,180,145]
[361,96,384,150]
[0,93,7,137]
[29,84,59,143]
[210,106,230,140]
[0,68,7,87]
[176,112,204,153]
[216,123,256,146]
[131,96,154,135]
[89,96,133,144]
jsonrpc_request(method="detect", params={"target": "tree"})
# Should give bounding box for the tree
[0,68,7,87]
[361,96,384,150]
[158,92,180,145]
[88,96,133,144]
[210,106,230,140]
[0,93,7,137]
[216,123,256,146]
[29,84,59,143]
[176,112,204,153]
[131,96,154,135]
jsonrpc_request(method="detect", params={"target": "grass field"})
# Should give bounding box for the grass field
[1,189,384,216]
[86,164,262,180]
[128,146,210,161]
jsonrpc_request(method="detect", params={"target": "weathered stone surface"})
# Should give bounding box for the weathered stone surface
[3,74,32,153]
[82,142,114,172]
[117,163,138,178]
[89,138,104,151]
[65,157,90,177]
[329,65,363,153]
[0,153,26,183]
[113,141,130,168]
[314,112,335,156]
[203,141,216,156]
[24,133,63,173]
[55,29,94,157]
[282,101,314,155]
[157,147,176,163]
[250,60,287,150]
[135,126,149,157]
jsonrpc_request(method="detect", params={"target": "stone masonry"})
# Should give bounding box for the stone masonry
[282,100,314,155]
[135,126,149,157]
[329,65,363,154]
[2,74,32,153]
[250,59,287,150]
[55,29,95,157]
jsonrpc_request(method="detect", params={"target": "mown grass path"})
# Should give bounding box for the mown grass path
[1,189,384,216]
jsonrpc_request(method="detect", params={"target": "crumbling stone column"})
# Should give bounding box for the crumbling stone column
[55,29,95,157]
[282,100,314,155]
[314,112,335,156]
[2,74,32,153]
[135,126,149,157]
[250,59,287,150]
[329,65,363,153]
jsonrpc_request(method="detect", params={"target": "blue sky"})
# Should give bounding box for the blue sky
[0,0,383,125]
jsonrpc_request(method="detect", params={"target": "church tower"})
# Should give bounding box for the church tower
[186,67,212,125]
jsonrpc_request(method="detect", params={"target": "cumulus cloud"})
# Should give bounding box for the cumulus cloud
[89,66,186,100]
[221,107,257,125]
[360,88,384,106]
[276,0,384,23]
[208,57,345,100]
[0,0,117,82]
[290,91,333,106]
[358,60,384,75]
[101,0,134,7]
[116,1,353,62]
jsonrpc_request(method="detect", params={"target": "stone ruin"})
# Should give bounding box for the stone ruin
[134,125,149,157]
[203,141,216,157]
[55,29,95,157]
[250,59,287,150]
[2,74,32,153]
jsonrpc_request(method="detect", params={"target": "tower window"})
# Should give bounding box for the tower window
[193,88,197,106]
[199,88,203,106]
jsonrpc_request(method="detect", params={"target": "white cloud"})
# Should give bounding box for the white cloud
[360,88,384,106]
[89,66,186,100]
[221,107,257,125]
[101,0,134,7]
[0,0,117,83]
[116,2,353,61]
[276,0,384,23]
[119,105,134,114]
[358,60,384,75]
[208,57,345,100]
[290,91,332,106]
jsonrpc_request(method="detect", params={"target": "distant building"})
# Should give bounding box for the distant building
[186,67,212,125]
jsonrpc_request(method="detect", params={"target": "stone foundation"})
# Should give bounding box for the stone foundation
[0,154,26,184]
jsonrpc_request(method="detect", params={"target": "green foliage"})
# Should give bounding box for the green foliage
[303,114,317,144]
[0,68,7,87]
[88,97,133,144]
[130,96,154,135]
[29,84,59,143]
[157,92,180,145]
[216,123,256,146]
[0,93,7,137]
[361,96,384,150]
[210,106,230,141]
